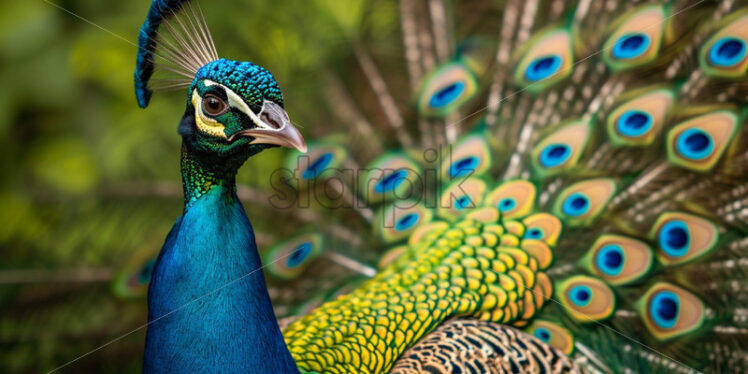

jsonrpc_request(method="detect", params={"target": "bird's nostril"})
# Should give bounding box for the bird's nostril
[261,113,282,129]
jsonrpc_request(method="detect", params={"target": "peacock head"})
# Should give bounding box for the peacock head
[133,2,306,166]
[179,59,306,164]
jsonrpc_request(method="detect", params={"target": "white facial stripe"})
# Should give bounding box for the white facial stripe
[203,79,275,130]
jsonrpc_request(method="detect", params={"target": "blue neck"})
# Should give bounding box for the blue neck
[143,148,298,373]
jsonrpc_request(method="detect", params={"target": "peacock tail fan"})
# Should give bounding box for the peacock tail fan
[279,0,748,371]
[126,0,748,372]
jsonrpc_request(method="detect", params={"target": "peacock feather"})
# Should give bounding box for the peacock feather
[124,0,748,372]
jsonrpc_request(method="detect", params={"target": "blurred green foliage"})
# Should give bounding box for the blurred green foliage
[0,0,398,372]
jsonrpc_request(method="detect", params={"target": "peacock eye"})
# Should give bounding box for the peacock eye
[202,94,228,116]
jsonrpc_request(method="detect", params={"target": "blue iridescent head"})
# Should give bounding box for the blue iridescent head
[134,0,305,164]
[180,59,306,160]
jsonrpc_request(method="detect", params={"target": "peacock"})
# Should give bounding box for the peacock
[122,0,748,372]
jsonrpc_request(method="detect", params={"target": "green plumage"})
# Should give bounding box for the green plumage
[283,212,553,373]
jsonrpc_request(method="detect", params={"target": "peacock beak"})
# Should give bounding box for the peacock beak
[228,100,307,153]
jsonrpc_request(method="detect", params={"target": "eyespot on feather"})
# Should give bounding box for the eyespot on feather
[635,282,705,340]
[522,213,562,247]
[606,88,675,146]
[666,110,738,172]
[441,134,492,180]
[485,180,537,220]
[264,233,324,280]
[361,153,422,204]
[699,9,748,78]
[377,201,434,243]
[514,27,574,92]
[525,320,575,355]
[649,212,719,266]
[417,62,479,117]
[557,275,616,323]
[580,234,653,285]
[285,140,347,182]
[602,5,668,71]
[531,119,592,177]
[552,179,617,227]
[437,177,488,221]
